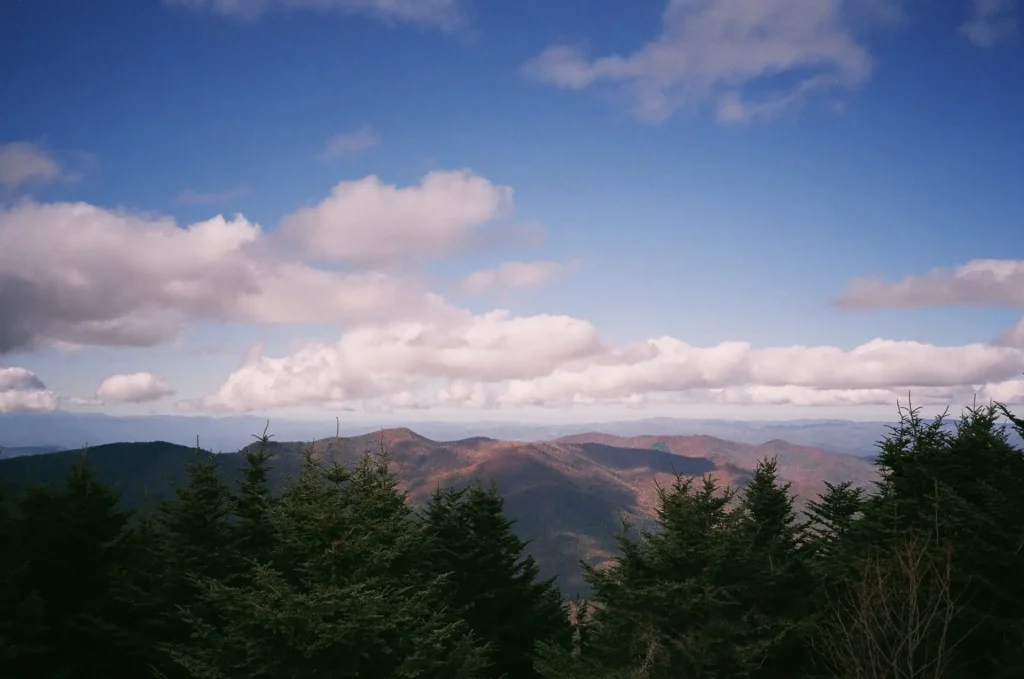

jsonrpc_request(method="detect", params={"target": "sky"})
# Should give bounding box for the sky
[0,0,1022,424]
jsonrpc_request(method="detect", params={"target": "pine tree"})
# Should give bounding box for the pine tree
[421,481,572,679]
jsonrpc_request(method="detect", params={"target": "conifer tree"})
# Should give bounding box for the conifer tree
[831,402,1024,678]
[144,442,239,678]
[729,456,814,677]
[421,481,572,679]
[234,428,277,566]
[164,446,490,678]
[9,461,144,678]
[802,480,866,563]
[542,474,750,679]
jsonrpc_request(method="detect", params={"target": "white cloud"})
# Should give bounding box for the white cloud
[322,126,379,160]
[835,259,1024,309]
[200,310,605,412]
[0,142,62,189]
[167,0,465,31]
[176,187,250,204]
[960,0,1019,47]
[522,0,899,123]
[0,197,454,353]
[462,259,579,295]
[0,367,58,413]
[198,305,1024,413]
[498,337,1024,406]
[980,378,1024,405]
[278,170,515,262]
[96,372,176,403]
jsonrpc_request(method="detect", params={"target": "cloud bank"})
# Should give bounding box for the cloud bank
[0,170,520,353]
[6,164,1022,415]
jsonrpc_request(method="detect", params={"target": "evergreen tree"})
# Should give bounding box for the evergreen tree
[8,460,145,678]
[729,456,814,677]
[421,481,572,679]
[542,475,751,679]
[801,480,866,564]
[234,428,277,566]
[144,442,239,678]
[165,446,490,678]
[828,402,1024,678]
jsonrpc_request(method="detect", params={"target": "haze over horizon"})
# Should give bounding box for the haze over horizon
[1,0,1022,424]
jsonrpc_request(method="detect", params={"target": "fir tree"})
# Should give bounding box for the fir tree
[421,481,572,679]
[234,427,277,567]
[145,441,239,678]
[165,445,490,678]
[730,456,814,677]
[9,460,144,678]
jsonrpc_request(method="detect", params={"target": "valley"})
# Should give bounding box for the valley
[0,426,878,594]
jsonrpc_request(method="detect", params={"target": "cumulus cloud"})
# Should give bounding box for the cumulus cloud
[462,260,579,295]
[980,378,1024,405]
[322,126,379,160]
[522,0,899,123]
[835,259,1024,309]
[201,310,605,412]
[167,0,465,30]
[0,367,58,413]
[0,142,62,189]
[198,305,1024,413]
[176,187,250,204]
[960,0,1019,47]
[0,198,454,354]
[278,170,515,263]
[96,372,176,403]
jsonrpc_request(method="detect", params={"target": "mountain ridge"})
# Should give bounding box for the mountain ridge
[0,427,879,594]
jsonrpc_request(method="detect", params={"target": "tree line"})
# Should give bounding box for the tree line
[2,402,1023,678]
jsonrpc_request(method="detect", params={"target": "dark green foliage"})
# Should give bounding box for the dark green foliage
[162,447,492,678]
[3,402,1024,679]
[1,460,150,678]
[233,429,277,565]
[421,481,573,678]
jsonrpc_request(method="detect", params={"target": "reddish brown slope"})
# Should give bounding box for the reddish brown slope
[262,427,877,593]
[554,432,878,502]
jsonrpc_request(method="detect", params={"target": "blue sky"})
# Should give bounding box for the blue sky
[1,0,1022,423]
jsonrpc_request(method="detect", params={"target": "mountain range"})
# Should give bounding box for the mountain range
[0,426,879,595]
[0,411,924,458]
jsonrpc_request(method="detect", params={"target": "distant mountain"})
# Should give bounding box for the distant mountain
[555,433,879,504]
[0,445,60,458]
[0,426,879,595]
[0,411,910,458]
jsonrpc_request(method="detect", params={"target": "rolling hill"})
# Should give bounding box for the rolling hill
[0,427,879,595]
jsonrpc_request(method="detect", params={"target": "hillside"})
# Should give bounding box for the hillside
[555,432,879,503]
[0,427,879,594]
